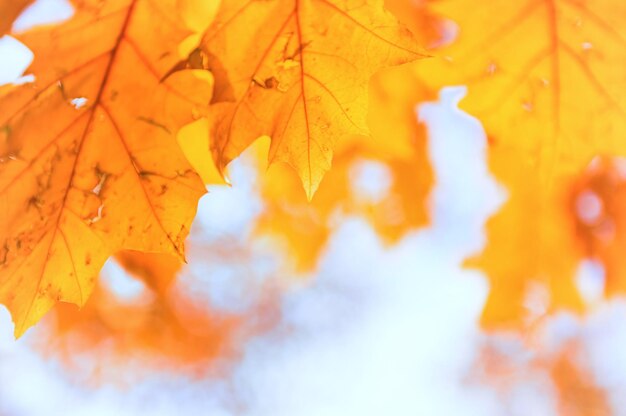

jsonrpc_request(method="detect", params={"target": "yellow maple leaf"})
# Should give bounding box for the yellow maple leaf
[422,0,626,328]
[422,0,626,178]
[189,0,427,198]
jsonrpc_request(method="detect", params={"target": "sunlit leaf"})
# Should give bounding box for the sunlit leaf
[0,0,212,336]
[423,0,626,178]
[188,0,426,198]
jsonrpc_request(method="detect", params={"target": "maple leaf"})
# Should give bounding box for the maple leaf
[0,0,212,337]
[421,0,626,328]
[0,0,33,34]
[422,0,626,178]
[188,0,426,198]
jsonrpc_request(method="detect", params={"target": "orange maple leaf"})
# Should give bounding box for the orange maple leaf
[186,0,427,198]
[0,0,212,336]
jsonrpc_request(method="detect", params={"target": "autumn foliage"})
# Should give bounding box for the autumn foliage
[1,0,625,410]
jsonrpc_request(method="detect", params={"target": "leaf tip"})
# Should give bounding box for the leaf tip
[303,176,321,202]
[11,312,33,339]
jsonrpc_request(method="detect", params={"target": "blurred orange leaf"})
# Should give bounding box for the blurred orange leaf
[475,338,610,416]
[469,154,626,329]
[466,149,585,329]
[550,344,610,416]
[569,157,626,297]
[115,249,182,294]
[384,0,442,46]
[46,251,241,375]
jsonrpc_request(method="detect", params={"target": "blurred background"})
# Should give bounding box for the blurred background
[1,0,624,415]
